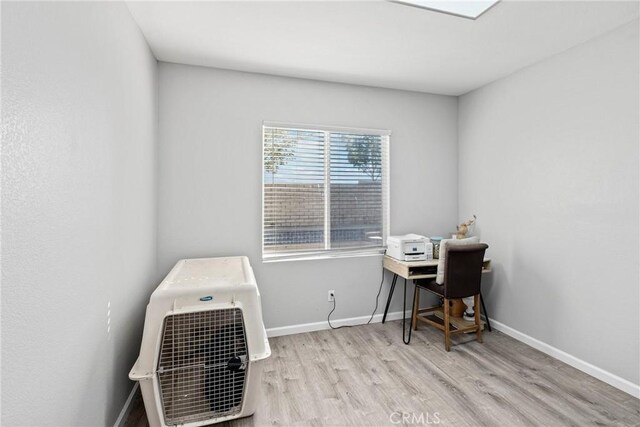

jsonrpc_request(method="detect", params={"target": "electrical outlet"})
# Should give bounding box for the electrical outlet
[328,290,335,302]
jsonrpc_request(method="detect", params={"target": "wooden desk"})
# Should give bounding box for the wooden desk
[383,256,491,281]
[382,255,492,344]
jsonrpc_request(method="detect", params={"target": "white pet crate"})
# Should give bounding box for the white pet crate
[129,256,271,427]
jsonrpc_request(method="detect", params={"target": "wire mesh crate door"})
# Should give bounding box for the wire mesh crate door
[157,308,249,425]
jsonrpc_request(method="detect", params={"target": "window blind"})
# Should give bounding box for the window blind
[263,123,390,261]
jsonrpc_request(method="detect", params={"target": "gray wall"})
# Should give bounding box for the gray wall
[1,2,158,425]
[458,20,639,385]
[157,63,459,328]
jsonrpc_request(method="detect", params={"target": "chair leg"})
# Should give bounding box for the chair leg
[474,294,483,343]
[444,298,451,351]
[412,287,420,331]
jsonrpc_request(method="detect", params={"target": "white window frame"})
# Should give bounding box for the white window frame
[262,121,390,262]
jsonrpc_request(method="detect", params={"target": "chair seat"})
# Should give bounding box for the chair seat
[416,279,445,296]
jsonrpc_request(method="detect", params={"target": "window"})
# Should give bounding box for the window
[262,122,390,261]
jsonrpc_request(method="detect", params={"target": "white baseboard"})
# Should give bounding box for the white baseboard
[489,318,640,399]
[114,383,139,427]
[266,310,411,338]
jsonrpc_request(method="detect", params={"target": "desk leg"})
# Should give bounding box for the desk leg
[382,274,398,324]
[402,278,412,345]
[480,292,492,332]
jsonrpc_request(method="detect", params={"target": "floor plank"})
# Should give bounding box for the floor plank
[124,320,640,426]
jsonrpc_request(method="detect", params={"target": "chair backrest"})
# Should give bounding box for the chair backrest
[443,243,488,299]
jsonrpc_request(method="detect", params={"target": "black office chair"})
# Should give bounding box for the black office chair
[411,243,488,351]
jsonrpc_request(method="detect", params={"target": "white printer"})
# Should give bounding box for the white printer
[386,234,433,261]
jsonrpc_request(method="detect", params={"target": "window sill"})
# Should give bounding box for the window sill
[262,248,385,263]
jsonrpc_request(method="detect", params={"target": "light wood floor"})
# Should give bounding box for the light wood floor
[124,320,640,426]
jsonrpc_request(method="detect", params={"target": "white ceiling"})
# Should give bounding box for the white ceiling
[127,1,639,96]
